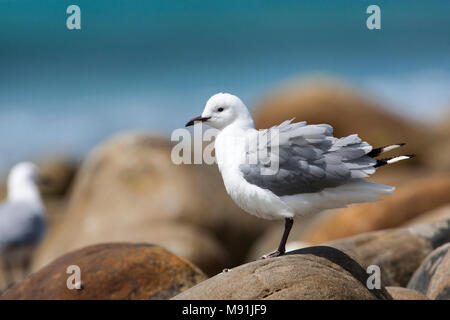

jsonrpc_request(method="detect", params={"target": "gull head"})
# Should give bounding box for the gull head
[7,162,47,202]
[186,93,254,130]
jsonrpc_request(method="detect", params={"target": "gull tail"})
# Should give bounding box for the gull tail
[368,143,406,157]
[374,154,416,168]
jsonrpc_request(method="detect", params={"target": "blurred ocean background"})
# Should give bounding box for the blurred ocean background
[0,0,449,171]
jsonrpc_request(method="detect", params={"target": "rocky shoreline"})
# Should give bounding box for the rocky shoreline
[1,79,449,299]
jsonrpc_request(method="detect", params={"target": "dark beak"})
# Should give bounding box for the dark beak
[185,116,210,127]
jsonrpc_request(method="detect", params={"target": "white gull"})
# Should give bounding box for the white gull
[0,162,47,287]
[186,93,414,258]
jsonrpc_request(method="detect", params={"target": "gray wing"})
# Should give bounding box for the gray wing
[239,119,376,196]
[0,201,46,246]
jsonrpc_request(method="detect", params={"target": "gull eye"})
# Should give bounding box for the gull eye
[217,107,224,112]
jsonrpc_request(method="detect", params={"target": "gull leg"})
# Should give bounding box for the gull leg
[262,218,294,259]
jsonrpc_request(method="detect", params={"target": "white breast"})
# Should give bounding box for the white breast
[215,126,294,220]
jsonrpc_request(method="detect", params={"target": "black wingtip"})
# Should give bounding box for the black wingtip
[368,143,407,158]
[374,154,416,168]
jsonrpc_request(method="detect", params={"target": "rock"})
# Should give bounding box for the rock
[405,205,450,226]
[33,133,271,274]
[423,117,450,173]
[386,287,429,300]
[408,243,450,300]
[424,140,450,173]
[299,175,450,244]
[253,78,431,165]
[2,243,207,300]
[34,222,228,276]
[172,246,392,300]
[433,117,450,138]
[326,219,450,287]
[37,156,78,198]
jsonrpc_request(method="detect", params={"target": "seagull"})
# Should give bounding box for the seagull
[186,93,415,258]
[0,162,47,287]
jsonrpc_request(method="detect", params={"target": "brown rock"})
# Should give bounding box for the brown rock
[2,243,207,300]
[424,140,450,173]
[386,287,429,300]
[326,219,450,287]
[408,243,450,300]
[33,133,271,274]
[433,117,450,138]
[172,246,392,300]
[34,222,228,276]
[37,156,78,197]
[253,78,431,165]
[423,117,450,173]
[299,175,450,244]
[405,205,450,226]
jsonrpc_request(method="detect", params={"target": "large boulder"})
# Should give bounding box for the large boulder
[172,246,392,300]
[33,133,270,274]
[326,219,450,287]
[386,287,429,300]
[34,222,228,277]
[408,243,450,300]
[253,78,431,164]
[404,204,450,226]
[2,243,207,300]
[37,156,78,198]
[299,175,450,244]
[424,117,450,173]
[424,141,450,173]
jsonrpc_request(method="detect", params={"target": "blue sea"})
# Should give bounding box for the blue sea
[0,0,449,171]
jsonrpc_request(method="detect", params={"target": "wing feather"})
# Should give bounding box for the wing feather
[239,120,377,196]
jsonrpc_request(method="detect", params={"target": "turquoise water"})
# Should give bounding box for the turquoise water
[0,0,449,170]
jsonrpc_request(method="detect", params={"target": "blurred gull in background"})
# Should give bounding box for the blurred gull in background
[0,162,47,289]
[186,93,414,258]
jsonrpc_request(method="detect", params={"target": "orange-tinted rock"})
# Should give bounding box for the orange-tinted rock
[299,175,450,244]
[34,222,228,277]
[422,117,450,173]
[2,243,207,300]
[424,140,450,173]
